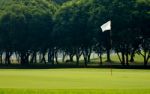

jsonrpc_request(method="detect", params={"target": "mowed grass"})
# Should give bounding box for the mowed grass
[0,69,150,94]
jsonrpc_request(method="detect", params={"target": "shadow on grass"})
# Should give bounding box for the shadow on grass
[0,63,150,69]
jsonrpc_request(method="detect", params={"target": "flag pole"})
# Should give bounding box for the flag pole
[100,20,112,76]
[110,29,112,76]
[110,21,112,76]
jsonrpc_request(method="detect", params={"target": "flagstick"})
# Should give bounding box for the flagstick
[107,30,112,76]
[110,27,112,76]
[100,20,112,76]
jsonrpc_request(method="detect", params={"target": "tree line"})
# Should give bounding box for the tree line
[0,0,149,66]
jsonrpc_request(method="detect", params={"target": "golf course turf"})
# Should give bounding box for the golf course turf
[0,68,150,94]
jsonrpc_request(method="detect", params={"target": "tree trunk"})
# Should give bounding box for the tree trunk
[5,51,11,64]
[20,51,30,65]
[62,52,66,63]
[34,52,37,63]
[99,53,102,65]
[83,49,88,67]
[105,30,111,62]
[117,52,122,63]
[130,50,135,62]
[25,53,30,65]
[126,53,129,66]
[69,54,73,62]
[20,52,26,65]
[30,51,36,64]
[76,55,79,66]
[0,52,2,64]
[48,49,51,63]
[54,50,58,64]
[144,56,147,66]
[15,52,20,64]
[51,49,54,65]
[138,50,149,67]
[40,52,46,64]
[48,49,55,64]
[76,48,81,66]
[84,56,88,67]
[88,53,91,63]
[121,52,125,66]
[39,52,42,63]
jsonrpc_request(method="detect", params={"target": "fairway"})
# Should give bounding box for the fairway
[0,68,150,94]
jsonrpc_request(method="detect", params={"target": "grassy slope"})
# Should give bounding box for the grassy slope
[0,69,150,93]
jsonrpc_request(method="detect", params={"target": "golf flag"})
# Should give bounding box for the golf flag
[101,20,111,32]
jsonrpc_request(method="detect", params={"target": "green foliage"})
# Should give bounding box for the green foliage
[0,0,149,65]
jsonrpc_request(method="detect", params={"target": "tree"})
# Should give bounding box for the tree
[135,0,150,66]
[85,0,112,63]
[0,0,56,65]
[111,0,137,66]
[55,0,101,66]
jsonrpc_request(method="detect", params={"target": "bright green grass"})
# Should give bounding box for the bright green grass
[0,69,150,94]
[0,89,150,94]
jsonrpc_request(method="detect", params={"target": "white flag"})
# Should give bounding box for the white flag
[101,21,111,32]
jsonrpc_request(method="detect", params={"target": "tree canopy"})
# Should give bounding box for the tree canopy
[0,0,149,67]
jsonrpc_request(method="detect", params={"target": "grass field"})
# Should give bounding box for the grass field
[0,69,150,94]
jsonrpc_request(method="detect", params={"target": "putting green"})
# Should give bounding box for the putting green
[0,68,150,89]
